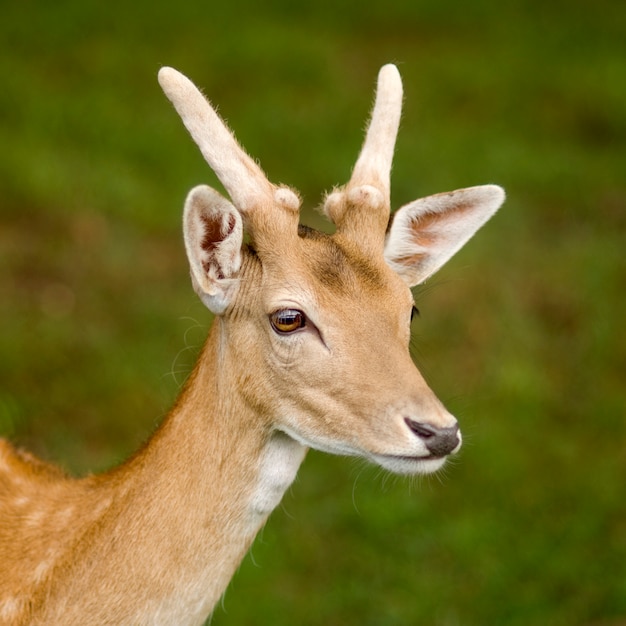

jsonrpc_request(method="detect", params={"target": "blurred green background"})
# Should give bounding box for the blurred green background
[1,0,625,624]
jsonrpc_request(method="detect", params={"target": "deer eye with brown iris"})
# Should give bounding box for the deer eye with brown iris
[270,309,307,334]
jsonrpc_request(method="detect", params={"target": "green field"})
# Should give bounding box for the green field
[1,1,625,624]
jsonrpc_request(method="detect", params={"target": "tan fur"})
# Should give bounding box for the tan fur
[0,65,504,625]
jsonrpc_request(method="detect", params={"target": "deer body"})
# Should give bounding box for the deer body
[0,65,504,625]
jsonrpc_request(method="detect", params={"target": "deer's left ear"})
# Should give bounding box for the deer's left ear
[384,185,505,287]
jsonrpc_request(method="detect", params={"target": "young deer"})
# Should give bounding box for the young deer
[0,64,504,625]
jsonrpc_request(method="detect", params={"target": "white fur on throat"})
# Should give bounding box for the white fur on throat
[247,432,306,529]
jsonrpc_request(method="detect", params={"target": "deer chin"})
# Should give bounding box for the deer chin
[370,453,449,475]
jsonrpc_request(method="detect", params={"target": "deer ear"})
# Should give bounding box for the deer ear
[183,185,244,314]
[384,185,505,287]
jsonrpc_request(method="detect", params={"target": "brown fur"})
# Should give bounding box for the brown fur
[0,64,503,625]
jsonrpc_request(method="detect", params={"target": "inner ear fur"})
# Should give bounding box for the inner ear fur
[183,184,244,314]
[384,185,505,287]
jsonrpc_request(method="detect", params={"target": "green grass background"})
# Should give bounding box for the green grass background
[1,1,625,624]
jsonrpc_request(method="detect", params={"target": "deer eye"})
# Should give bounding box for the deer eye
[270,309,307,334]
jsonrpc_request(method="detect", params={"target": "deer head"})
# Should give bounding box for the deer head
[158,64,504,475]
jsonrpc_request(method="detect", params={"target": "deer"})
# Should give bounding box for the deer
[0,64,504,625]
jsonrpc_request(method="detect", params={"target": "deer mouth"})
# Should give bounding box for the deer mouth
[371,452,449,475]
[398,453,446,461]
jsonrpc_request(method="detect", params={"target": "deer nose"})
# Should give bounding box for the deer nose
[404,418,461,457]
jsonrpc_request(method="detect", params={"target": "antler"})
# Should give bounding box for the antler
[324,64,403,252]
[350,63,403,196]
[158,67,300,244]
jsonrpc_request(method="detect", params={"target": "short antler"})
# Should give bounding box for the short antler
[158,67,300,246]
[324,64,403,252]
[350,63,403,196]
[158,67,274,212]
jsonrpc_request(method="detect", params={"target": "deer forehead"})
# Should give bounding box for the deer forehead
[252,226,412,317]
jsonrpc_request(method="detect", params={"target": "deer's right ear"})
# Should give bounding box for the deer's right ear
[183,185,244,314]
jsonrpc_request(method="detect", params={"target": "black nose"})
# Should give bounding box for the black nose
[404,418,460,457]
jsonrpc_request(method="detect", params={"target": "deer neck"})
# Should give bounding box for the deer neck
[40,321,306,625]
[128,321,307,619]
[151,320,308,532]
